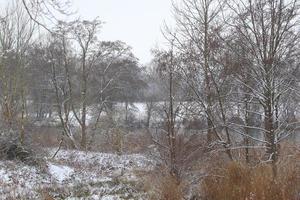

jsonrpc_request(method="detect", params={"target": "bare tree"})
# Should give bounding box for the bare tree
[66,19,103,149]
[49,27,79,150]
[88,41,142,147]
[21,0,73,32]
[0,1,35,144]
[46,20,142,151]
[164,0,234,160]
[227,0,300,175]
[153,46,181,180]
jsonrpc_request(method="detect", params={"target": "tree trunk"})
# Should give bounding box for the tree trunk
[81,51,87,150]
[20,88,26,145]
[264,102,277,176]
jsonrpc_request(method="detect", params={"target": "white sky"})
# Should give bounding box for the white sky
[71,0,174,64]
[0,0,174,64]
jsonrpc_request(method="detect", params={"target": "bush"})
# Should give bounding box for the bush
[0,135,40,165]
[202,160,300,200]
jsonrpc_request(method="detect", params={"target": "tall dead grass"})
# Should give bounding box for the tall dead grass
[143,168,184,200]
[202,158,300,200]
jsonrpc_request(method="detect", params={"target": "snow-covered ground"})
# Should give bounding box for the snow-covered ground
[0,149,155,200]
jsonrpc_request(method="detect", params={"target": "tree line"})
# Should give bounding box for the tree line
[148,0,300,180]
[0,0,299,184]
[0,1,146,150]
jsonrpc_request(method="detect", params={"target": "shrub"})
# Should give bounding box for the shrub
[0,135,42,165]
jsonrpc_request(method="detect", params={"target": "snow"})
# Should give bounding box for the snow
[34,102,152,127]
[48,164,74,183]
[0,169,9,182]
[0,161,47,199]
[132,102,147,120]
[101,195,122,200]
[51,149,154,171]
[0,149,155,199]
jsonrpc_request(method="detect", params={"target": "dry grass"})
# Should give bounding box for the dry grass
[39,189,55,200]
[142,168,185,200]
[158,175,184,200]
[202,158,300,200]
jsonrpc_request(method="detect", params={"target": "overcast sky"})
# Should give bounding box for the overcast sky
[0,0,174,64]
[72,0,174,64]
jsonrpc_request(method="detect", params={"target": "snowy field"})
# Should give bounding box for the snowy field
[33,101,203,128]
[0,149,155,200]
